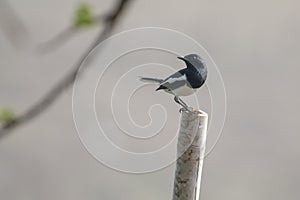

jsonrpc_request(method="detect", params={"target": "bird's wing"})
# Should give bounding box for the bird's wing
[157,70,188,91]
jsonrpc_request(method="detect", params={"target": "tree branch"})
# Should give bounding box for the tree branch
[0,0,132,139]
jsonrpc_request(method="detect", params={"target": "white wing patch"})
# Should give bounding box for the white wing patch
[161,74,186,85]
[159,74,196,96]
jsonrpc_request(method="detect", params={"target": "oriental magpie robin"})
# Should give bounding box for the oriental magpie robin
[139,54,208,112]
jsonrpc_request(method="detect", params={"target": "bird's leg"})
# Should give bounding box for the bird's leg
[178,97,193,113]
[174,96,192,112]
[178,97,188,108]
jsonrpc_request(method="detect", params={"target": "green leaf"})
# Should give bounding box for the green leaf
[0,108,17,124]
[74,3,95,27]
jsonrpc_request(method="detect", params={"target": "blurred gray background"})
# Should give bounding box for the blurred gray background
[1,0,300,199]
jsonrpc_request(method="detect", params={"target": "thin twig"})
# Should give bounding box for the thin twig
[37,25,78,54]
[0,0,132,139]
[36,14,106,54]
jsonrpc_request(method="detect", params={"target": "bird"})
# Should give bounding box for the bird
[139,54,208,112]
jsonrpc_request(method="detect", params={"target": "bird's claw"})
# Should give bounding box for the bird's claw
[179,106,193,113]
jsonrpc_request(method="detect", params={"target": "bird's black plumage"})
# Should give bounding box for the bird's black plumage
[139,54,208,111]
[156,54,207,95]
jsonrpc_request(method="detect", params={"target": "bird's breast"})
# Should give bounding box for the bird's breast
[165,84,197,96]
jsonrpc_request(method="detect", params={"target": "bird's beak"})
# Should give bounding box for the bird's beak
[177,56,187,61]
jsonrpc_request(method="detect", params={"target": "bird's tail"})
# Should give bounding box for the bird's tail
[138,76,163,84]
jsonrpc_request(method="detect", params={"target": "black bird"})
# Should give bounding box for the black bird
[139,54,208,111]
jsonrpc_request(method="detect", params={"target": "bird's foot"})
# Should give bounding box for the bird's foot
[179,106,193,113]
[174,96,193,113]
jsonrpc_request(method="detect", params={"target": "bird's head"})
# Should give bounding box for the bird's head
[177,54,206,71]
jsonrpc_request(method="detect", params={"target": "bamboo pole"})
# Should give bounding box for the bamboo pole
[172,109,208,200]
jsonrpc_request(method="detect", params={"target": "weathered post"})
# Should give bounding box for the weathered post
[172,109,208,200]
